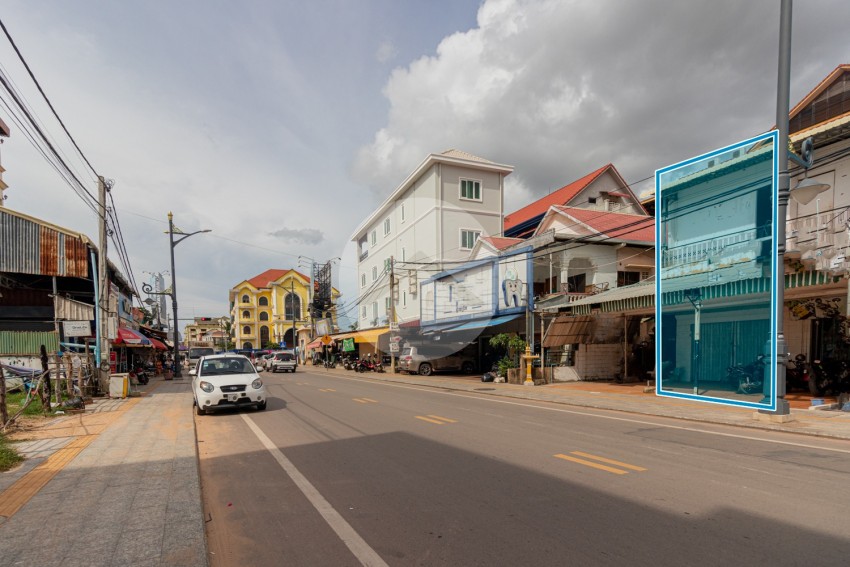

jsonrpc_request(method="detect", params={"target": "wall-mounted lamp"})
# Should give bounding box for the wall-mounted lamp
[790,177,830,205]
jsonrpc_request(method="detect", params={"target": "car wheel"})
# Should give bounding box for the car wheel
[461,362,475,374]
[419,363,433,376]
[257,401,267,411]
[196,403,206,416]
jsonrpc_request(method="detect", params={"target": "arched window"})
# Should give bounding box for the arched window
[260,326,270,345]
[241,294,250,304]
[285,292,301,320]
[259,312,269,321]
[242,310,250,319]
[243,325,251,335]
[258,297,269,306]
[243,341,253,350]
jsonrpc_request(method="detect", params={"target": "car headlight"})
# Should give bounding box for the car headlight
[251,378,263,389]
[199,381,214,393]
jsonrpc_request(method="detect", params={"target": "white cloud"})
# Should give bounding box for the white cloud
[354,0,850,227]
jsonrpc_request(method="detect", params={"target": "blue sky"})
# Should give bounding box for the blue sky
[1,0,848,327]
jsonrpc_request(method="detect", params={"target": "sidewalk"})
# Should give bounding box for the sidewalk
[0,378,206,567]
[312,365,850,440]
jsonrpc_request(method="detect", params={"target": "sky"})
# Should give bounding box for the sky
[1,0,848,329]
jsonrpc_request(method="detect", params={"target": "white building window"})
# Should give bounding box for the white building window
[401,247,406,262]
[385,296,391,313]
[372,266,378,281]
[361,306,367,319]
[384,218,391,235]
[401,203,406,223]
[460,179,482,201]
[361,273,366,288]
[372,302,378,320]
[402,290,407,307]
[370,230,377,246]
[460,229,481,250]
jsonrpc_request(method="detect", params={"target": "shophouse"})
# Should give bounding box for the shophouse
[183,316,230,350]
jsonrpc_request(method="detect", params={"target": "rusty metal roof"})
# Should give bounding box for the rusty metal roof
[0,207,93,278]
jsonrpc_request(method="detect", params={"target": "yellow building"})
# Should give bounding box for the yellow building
[183,316,229,350]
[228,268,338,352]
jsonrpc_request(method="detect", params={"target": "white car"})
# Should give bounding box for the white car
[191,354,267,415]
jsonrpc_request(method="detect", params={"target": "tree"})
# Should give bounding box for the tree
[488,333,526,377]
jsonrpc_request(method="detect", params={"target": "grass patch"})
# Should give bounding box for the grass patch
[0,433,23,472]
[6,390,49,417]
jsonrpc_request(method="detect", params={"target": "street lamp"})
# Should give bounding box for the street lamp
[143,212,210,379]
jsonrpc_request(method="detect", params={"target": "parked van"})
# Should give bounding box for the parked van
[398,345,476,376]
[187,347,215,370]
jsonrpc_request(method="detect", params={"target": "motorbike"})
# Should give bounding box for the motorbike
[342,356,357,371]
[727,354,766,394]
[808,356,849,396]
[355,355,384,373]
[784,354,809,392]
[134,366,150,386]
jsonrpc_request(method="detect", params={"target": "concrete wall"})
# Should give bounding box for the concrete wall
[576,344,623,380]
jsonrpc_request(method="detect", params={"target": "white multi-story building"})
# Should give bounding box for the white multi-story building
[350,149,513,330]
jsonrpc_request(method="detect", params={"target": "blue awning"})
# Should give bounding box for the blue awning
[445,313,522,332]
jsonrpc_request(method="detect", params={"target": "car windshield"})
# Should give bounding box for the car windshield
[200,357,254,376]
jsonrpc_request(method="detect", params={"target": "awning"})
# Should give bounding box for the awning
[445,313,522,332]
[352,327,389,344]
[113,327,151,346]
[306,338,323,350]
[543,315,593,347]
[147,336,168,351]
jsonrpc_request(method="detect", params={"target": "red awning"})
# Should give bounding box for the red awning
[147,336,168,350]
[113,327,151,346]
[306,338,323,350]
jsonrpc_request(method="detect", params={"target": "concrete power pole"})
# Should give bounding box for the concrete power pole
[97,176,110,390]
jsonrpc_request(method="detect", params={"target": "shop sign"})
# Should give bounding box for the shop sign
[389,342,400,353]
[62,320,91,337]
[342,338,355,352]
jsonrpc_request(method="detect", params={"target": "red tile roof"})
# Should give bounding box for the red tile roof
[549,206,655,243]
[480,236,525,250]
[247,268,309,289]
[504,164,610,231]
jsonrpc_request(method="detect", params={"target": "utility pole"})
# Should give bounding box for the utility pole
[97,176,110,391]
[291,279,296,349]
[390,256,396,373]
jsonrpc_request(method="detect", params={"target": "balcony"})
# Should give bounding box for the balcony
[359,250,369,262]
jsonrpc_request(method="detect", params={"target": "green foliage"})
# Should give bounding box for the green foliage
[0,434,23,472]
[489,333,526,376]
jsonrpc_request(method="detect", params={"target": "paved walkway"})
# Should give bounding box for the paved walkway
[0,378,206,567]
[309,364,850,440]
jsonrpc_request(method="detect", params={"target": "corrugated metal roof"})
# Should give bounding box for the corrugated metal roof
[0,208,91,278]
[0,331,60,355]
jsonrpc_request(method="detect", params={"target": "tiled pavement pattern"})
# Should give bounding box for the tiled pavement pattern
[0,380,206,566]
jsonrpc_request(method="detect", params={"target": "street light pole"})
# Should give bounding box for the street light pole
[164,212,211,379]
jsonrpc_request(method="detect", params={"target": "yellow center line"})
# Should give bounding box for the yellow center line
[353,398,368,403]
[319,388,336,392]
[554,453,629,475]
[570,451,647,472]
[361,398,378,403]
[415,416,446,425]
[427,415,457,423]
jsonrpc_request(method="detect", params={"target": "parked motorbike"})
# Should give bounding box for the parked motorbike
[808,356,849,396]
[342,356,356,371]
[355,354,384,373]
[131,366,150,385]
[727,354,765,394]
[785,354,809,392]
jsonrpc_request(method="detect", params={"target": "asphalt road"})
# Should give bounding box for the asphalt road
[195,367,850,566]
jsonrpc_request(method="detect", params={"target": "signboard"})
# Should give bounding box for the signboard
[342,338,355,352]
[62,320,91,337]
[315,318,332,337]
[655,131,778,410]
[389,322,399,332]
[389,342,400,353]
[389,334,402,343]
[321,335,333,346]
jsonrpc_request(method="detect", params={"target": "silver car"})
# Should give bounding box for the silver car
[398,345,476,376]
[191,354,267,414]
